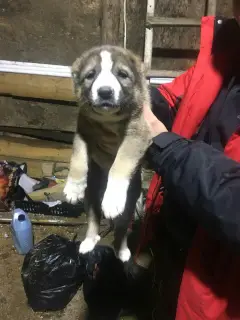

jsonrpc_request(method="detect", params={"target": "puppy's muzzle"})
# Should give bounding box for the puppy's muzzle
[98,86,114,100]
[96,86,117,108]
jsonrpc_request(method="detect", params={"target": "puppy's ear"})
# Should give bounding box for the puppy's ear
[71,58,84,98]
[71,57,84,85]
[72,70,79,81]
[130,52,147,77]
[140,61,147,77]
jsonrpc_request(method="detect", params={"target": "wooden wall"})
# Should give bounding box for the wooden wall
[0,0,234,140]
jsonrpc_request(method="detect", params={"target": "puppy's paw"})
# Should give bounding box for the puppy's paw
[63,176,87,204]
[101,177,130,219]
[79,235,101,254]
[118,248,131,262]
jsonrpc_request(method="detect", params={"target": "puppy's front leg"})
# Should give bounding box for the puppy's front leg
[102,119,150,220]
[64,133,88,204]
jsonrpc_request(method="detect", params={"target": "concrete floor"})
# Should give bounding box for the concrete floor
[0,222,113,320]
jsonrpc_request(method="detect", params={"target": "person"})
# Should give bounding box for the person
[134,2,240,319]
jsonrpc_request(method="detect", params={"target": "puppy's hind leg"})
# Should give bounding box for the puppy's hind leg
[79,160,107,254]
[113,168,141,263]
[79,206,101,254]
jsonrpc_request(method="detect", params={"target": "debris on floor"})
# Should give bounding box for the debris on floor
[0,160,89,319]
[0,159,153,319]
[0,160,84,219]
[0,224,89,320]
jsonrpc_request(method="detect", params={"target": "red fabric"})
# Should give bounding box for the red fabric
[139,16,240,320]
[158,65,196,108]
[224,129,240,162]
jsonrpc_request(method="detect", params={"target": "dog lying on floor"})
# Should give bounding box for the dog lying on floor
[63,45,152,262]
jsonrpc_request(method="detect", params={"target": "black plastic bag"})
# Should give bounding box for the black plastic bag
[21,234,85,312]
[83,245,129,319]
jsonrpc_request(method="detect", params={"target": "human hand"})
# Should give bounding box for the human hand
[143,102,168,138]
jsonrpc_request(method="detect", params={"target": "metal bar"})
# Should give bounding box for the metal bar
[144,0,155,70]
[0,211,108,226]
[146,17,201,28]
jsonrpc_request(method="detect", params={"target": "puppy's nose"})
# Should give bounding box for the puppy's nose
[98,86,114,99]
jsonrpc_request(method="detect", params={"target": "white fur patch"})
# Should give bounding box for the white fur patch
[101,176,130,219]
[79,235,101,254]
[63,176,87,204]
[91,50,121,102]
[118,247,131,262]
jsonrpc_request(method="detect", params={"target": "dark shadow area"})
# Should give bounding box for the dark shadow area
[4,95,78,107]
[0,126,74,143]
[152,48,198,60]
[82,221,153,320]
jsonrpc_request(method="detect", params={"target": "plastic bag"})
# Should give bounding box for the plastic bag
[21,234,85,312]
[83,245,128,318]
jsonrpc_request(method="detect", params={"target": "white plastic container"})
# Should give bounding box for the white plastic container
[10,208,34,255]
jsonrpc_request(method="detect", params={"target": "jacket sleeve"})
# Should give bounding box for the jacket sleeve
[151,65,195,131]
[148,132,240,248]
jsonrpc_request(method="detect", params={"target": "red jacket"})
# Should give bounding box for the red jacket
[141,16,240,319]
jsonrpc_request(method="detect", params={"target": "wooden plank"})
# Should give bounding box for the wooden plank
[0,72,75,101]
[101,0,123,45]
[0,61,184,103]
[0,96,78,132]
[0,136,72,162]
[146,16,201,28]
[0,70,179,102]
[144,0,155,69]
[148,69,184,78]
[0,127,73,144]
[206,0,217,16]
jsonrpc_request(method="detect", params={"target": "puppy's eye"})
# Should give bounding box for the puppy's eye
[85,70,96,80]
[118,69,129,79]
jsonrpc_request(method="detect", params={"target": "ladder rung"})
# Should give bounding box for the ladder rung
[146,16,201,28]
[147,69,184,78]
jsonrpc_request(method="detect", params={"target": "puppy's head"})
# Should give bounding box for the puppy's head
[72,45,147,115]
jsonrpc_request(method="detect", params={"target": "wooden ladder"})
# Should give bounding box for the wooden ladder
[144,0,217,78]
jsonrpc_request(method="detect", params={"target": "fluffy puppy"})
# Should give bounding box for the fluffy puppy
[64,45,151,262]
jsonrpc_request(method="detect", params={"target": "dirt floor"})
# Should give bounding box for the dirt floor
[0,222,113,320]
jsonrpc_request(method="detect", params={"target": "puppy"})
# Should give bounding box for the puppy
[64,45,151,262]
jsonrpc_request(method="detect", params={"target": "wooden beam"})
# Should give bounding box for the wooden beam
[0,72,75,101]
[148,69,184,78]
[101,0,122,45]
[0,70,177,102]
[0,127,73,144]
[146,17,201,28]
[0,61,181,102]
[0,136,72,162]
[0,96,78,132]
[206,0,217,16]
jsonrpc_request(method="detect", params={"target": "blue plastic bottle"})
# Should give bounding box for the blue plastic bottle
[11,208,34,255]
